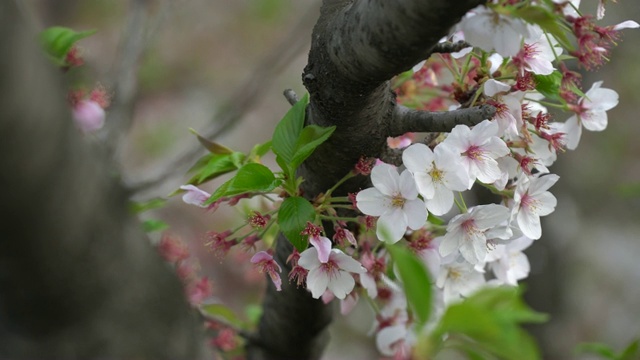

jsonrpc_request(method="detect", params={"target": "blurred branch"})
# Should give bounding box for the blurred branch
[104,0,170,155]
[125,1,321,194]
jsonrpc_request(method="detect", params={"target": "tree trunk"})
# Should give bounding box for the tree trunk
[247,1,490,358]
[0,3,208,358]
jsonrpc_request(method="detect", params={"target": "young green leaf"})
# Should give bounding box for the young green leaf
[248,140,273,161]
[201,304,244,328]
[39,26,96,63]
[534,71,563,102]
[143,219,169,232]
[432,286,547,360]
[575,343,617,359]
[277,196,316,252]
[290,124,336,170]
[189,128,234,154]
[205,163,280,204]
[272,93,309,164]
[186,153,243,186]
[386,244,433,328]
[130,198,167,213]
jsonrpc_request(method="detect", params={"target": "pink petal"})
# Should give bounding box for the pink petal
[310,236,332,263]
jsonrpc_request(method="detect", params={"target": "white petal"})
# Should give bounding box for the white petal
[564,115,582,150]
[535,192,557,216]
[403,198,427,230]
[517,209,542,240]
[613,20,640,30]
[402,143,434,173]
[307,267,330,298]
[529,174,560,195]
[298,248,321,270]
[327,270,356,300]
[377,209,408,243]
[586,87,618,112]
[332,250,366,273]
[356,188,389,216]
[581,110,608,132]
[426,186,454,216]
[484,79,511,97]
[399,169,419,200]
[376,325,407,357]
[371,164,399,197]
[473,204,510,229]
[439,232,460,257]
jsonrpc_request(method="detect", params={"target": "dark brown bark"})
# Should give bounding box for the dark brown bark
[0,3,208,358]
[248,0,490,359]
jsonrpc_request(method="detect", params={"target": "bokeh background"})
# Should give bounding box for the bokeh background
[25,0,640,358]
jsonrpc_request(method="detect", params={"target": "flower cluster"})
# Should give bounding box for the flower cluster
[176,1,636,358]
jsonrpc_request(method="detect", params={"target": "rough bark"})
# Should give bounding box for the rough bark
[0,3,208,358]
[248,0,490,359]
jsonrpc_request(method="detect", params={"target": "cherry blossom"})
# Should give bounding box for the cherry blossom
[513,26,561,76]
[512,174,559,240]
[439,204,511,265]
[402,143,469,216]
[441,120,510,187]
[179,185,211,208]
[565,81,618,150]
[298,248,366,299]
[436,256,486,304]
[458,5,529,57]
[250,251,283,291]
[356,163,427,243]
[486,236,534,286]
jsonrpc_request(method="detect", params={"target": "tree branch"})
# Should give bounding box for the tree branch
[390,104,496,136]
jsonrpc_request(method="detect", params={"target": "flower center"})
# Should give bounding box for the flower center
[463,145,484,161]
[321,260,340,279]
[391,194,406,208]
[429,165,444,184]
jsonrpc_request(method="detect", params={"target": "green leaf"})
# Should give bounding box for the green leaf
[575,343,617,359]
[142,219,169,232]
[201,304,244,328]
[619,339,640,360]
[130,198,167,213]
[245,304,263,326]
[534,71,563,102]
[427,213,444,226]
[277,196,316,252]
[186,153,243,186]
[248,140,273,161]
[39,26,96,63]
[189,128,234,154]
[272,93,309,164]
[512,5,571,47]
[290,124,336,170]
[205,163,279,204]
[432,286,547,360]
[386,244,432,327]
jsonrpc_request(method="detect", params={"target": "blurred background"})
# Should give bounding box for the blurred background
[24,0,640,358]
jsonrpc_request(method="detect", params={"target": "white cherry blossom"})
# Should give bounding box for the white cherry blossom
[487,236,534,286]
[179,185,211,207]
[565,81,619,150]
[402,143,469,216]
[442,120,510,187]
[439,204,511,265]
[436,255,486,304]
[459,5,529,57]
[512,174,559,240]
[356,164,427,243]
[298,248,366,300]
